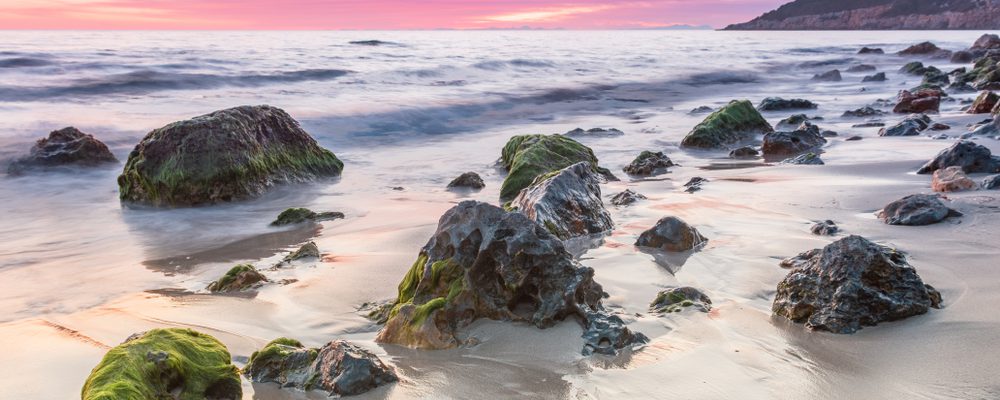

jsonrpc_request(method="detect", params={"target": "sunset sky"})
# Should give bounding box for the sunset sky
[0,0,789,30]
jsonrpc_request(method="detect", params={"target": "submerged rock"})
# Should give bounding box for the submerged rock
[899,41,951,58]
[932,166,978,192]
[842,106,884,118]
[243,338,397,396]
[846,64,876,72]
[775,113,815,128]
[917,140,1000,174]
[650,287,712,314]
[271,207,345,226]
[757,97,818,111]
[635,216,707,252]
[7,127,118,175]
[610,189,646,206]
[901,61,929,75]
[812,69,842,81]
[681,100,773,149]
[374,201,646,355]
[207,264,268,293]
[683,177,709,193]
[689,106,714,114]
[623,151,675,176]
[510,162,614,239]
[781,152,824,165]
[879,113,931,136]
[810,220,839,236]
[878,194,961,226]
[951,50,975,63]
[858,47,884,55]
[447,172,485,190]
[893,89,942,114]
[968,91,999,114]
[82,328,241,400]
[862,72,887,82]
[982,174,1000,189]
[729,146,759,158]
[499,134,615,201]
[564,127,624,138]
[762,122,827,156]
[773,235,941,334]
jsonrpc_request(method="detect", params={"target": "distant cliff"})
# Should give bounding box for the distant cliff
[724,0,1000,30]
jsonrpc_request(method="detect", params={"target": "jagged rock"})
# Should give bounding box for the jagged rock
[932,166,978,192]
[757,97,818,111]
[375,201,646,355]
[683,177,708,193]
[858,47,884,54]
[244,338,397,396]
[118,105,343,207]
[650,287,712,313]
[917,140,1000,174]
[893,89,942,113]
[447,172,485,190]
[781,152,824,165]
[564,127,624,138]
[681,100,773,149]
[581,311,648,356]
[623,151,674,176]
[878,194,962,226]
[879,113,931,136]
[7,127,118,175]
[846,64,876,72]
[810,220,839,236]
[635,216,707,252]
[271,208,345,226]
[812,69,842,81]
[982,174,1000,189]
[82,328,242,400]
[510,162,613,239]
[729,146,759,158]
[762,121,827,156]
[843,106,884,117]
[610,189,646,206]
[862,72,888,82]
[208,264,268,293]
[968,91,999,114]
[499,134,615,201]
[773,235,941,334]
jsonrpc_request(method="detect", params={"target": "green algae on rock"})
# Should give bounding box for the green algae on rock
[207,264,267,293]
[650,287,712,314]
[270,208,344,226]
[243,338,397,396]
[499,134,615,201]
[117,105,344,207]
[680,100,773,149]
[82,328,241,400]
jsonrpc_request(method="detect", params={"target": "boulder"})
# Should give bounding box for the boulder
[842,106,884,117]
[776,113,820,128]
[243,338,397,396]
[635,216,707,252]
[762,122,827,156]
[858,47,884,54]
[729,146,759,158]
[921,67,950,87]
[207,264,268,293]
[681,100,773,149]
[499,134,615,201]
[374,201,646,355]
[7,127,118,175]
[878,194,961,226]
[812,69,842,81]
[118,106,343,207]
[951,50,976,64]
[846,64,876,72]
[623,151,675,176]
[893,89,942,114]
[898,42,951,58]
[878,114,931,136]
[271,207,344,226]
[510,162,614,239]
[982,174,1000,189]
[932,166,978,192]
[971,34,1000,51]
[650,287,712,313]
[954,50,1000,90]
[968,91,999,114]
[757,97,818,111]
[447,172,485,190]
[781,152,824,165]
[862,72,887,82]
[810,220,838,236]
[917,140,1000,174]
[82,328,241,400]
[564,127,624,138]
[610,189,646,206]
[772,235,941,334]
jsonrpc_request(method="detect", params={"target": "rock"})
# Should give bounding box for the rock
[775,113,818,128]
[564,127,624,138]
[724,2,1000,31]
[949,82,978,93]
[650,287,712,313]
[689,106,714,114]
[772,235,941,334]
[846,64,876,72]
[279,241,320,266]
[349,40,397,46]
[899,42,951,58]
[878,194,961,226]
[683,177,708,193]
[968,91,999,114]
[921,67,950,87]
[374,201,646,354]
[510,162,614,239]
[623,151,674,176]
[271,207,345,226]
[610,189,646,206]
[757,97,818,111]
[243,338,397,396]
[581,311,648,356]
[812,69,842,81]
[118,106,343,207]
[971,34,1000,51]
[82,328,241,400]
[762,122,827,156]
[207,264,268,293]
[845,135,864,141]
[681,100,773,149]
[982,174,1000,189]
[499,134,615,201]
[862,72,888,82]
[842,106,884,117]
[954,50,1000,90]
[932,166,978,192]
[852,122,884,128]
[917,140,1000,174]
[781,152,824,165]
[810,220,838,236]
[729,146,759,158]
[858,47,884,54]
[447,172,485,190]
[879,113,931,136]
[951,50,976,63]
[635,216,707,252]
[928,123,951,131]
[901,61,928,75]
[7,127,118,175]
[893,89,942,114]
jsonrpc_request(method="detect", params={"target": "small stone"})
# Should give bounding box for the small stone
[610,189,646,206]
[683,177,708,193]
[635,216,707,252]
[447,172,485,190]
[810,220,838,236]
[623,151,675,176]
[842,106,884,118]
[729,146,759,158]
[781,152,824,165]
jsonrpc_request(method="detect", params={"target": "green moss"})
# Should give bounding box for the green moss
[82,328,241,400]
[680,100,772,149]
[498,134,607,201]
[900,61,925,75]
[271,208,344,226]
[207,264,263,293]
[385,255,465,331]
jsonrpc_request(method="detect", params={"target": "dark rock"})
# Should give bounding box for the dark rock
[7,127,118,175]
[207,264,267,293]
[776,113,810,128]
[932,166,978,192]
[581,312,648,356]
[683,177,708,193]
[948,82,978,93]
[858,47,884,54]
[564,127,625,138]
[271,208,345,226]
[899,42,951,58]
[757,97,818,111]
[772,235,941,334]
[499,134,615,201]
[879,113,931,136]
[610,189,646,206]
[635,216,707,252]
[781,152,824,165]
[244,338,397,396]
[878,194,962,225]
[901,61,928,75]
[862,72,888,82]
[893,89,942,114]
[951,50,976,63]
[917,140,1000,174]
[928,123,951,131]
[921,67,950,88]
[623,151,674,176]
[681,100,773,149]
[842,106,884,117]
[118,106,343,207]
[968,91,999,114]
[510,162,614,239]
[447,172,485,190]
[689,106,714,114]
[846,64,876,72]
[971,34,1000,51]
[650,287,712,313]
[812,69,842,81]
[846,135,864,141]
[762,122,827,156]
[729,146,759,158]
[349,40,398,46]
[852,122,885,128]
[810,220,838,236]
[954,50,1000,90]
[982,174,1000,189]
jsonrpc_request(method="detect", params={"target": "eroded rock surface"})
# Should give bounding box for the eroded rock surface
[244,338,397,396]
[635,216,707,252]
[7,127,118,175]
[878,194,961,226]
[510,162,614,239]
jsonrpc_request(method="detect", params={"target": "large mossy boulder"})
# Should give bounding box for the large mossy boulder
[499,134,614,201]
[510,162,613,240]
[118,105,344,207]
[7,127,118,175]
[243,338,397,396]
[375,201,646,355]
[680,100,773,149]
[82,328,241,400]
[773,236,941,334]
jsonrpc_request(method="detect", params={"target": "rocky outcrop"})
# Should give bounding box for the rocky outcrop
[7,127,118,175]
[271,207,344,226]
[968,91,999,114]
[932,166,978,192]
[772,235,942,334]
[650,287,712,313]
[879,113,930,136]
[510,162,614,239]
[878,194,961,225]
[757,97,818,111]
[82,328,242,400]
[118,106,344,207]
[243,338,397,396]
[917,140,1000,174]
[681,100,773,149]
[374,201,646,355]
[447,172,485,190]
[893,89,942,113]
[499,134,615,201]
[762,121,827,156]
[207,264,268,293]
[724,0,1000,30]
[635,216,707,252]
[623,151,675,176]
[610,189,646,206]
[811,220,839,235]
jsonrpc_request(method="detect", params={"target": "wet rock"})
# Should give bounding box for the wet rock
[762,122,828,156]
[928,123,951,131]
[846,135,864,141]
[917,140,1000,174]
[729,146,759,158]
[858,47,884,55]
[901,61,929,75]
[581,311,648,356]
[772,235,941,334]
[862,72,887,82]
[271,207,345,226]
[898,41,952,58]
[635,216,707,252]
[982,174,1000,189]
[932,166,978,192]
[968,91,999,114]
[776,113,822,128]
[7,127,118,175]
[82,328,242,400]
[949,82,978,93]
[951,50,976,63]
[812,69,842,81]
[954,50,1000,90]
[610,189,646,206]
[681,100,773,149]
[757,97,818,111]
[893,89,942,114]
[878,194,961,226]
[118,105,344,207]
[842,106,884,118]
[564,127,624,138]
[207,264,268,293]
[689,106,714,114]
[781,152,824,165]
[278,241,320,266]
[499,134,615,201]
[683,177,708,193]
[921,67,951,87]
[879,113,931,136]
[971,34,1000,51]
[375,201,646,355]
[510,162,614,239]
[623,151,674,176]
[810,220,839,236]
[846,64,876,72]
[650,287,712,313]
[447,172,485,190]
[244,338,397,396]
[349,40,398,46]
[852,122,884,128]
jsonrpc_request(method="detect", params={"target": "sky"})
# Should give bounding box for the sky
[0,0,790,30]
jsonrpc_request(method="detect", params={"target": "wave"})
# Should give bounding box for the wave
[684,71,760,86]
[472,59,554,70]
[0,57,54,68]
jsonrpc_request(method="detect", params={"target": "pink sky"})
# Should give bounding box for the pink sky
[0,0,788,30]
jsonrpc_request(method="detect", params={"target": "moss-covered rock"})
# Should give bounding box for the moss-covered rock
[650,287,712,314]
[499,134,615,201]
[244,338,397,396]
[82,328,241,400]
[207,264,267,293]
[680,100,773,149]
[955,51,1000,90]
[117,105,344,207]
[271,207,344,226]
